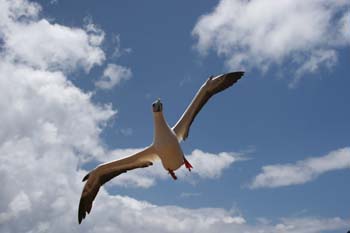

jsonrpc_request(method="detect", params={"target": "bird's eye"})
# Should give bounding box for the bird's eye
[152,103,155,107]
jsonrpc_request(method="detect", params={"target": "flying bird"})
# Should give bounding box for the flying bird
[78,71,244,223]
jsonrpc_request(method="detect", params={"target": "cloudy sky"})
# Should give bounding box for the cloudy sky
[0,0,349,232]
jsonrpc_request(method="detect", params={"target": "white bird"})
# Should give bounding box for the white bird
[78,71,244,223]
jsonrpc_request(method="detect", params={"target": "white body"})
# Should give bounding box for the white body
[152,112,184,171]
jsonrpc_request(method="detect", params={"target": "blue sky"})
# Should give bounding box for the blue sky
[0,0,349,232]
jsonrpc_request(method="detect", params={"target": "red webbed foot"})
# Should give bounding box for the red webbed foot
[183,157,193,172]
[168,170,177,180]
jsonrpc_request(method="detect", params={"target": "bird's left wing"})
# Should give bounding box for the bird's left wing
[172,71,244,141]
[78,146,158,224]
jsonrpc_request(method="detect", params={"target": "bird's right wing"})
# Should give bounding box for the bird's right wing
[172,71,244,141]
[78,146,158,224]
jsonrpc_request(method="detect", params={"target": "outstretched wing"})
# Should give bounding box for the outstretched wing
[172,71,244,141]
[78,146,158,224]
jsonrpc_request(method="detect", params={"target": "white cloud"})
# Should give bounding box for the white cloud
[120,127,133,136]
[0,61,115,161]
[250,147,350,188]
[100,148,243,188]
[0,191,31,223]
[50,0,58,5]
[272,217,348,233]
[0,0,105,72]
[111,34,132,58]
[0,1,114,230]
[193,0,350,85]
[0,1,248,231]
[79,195,235,232]
[0,1,349,233]
[186,149,241,178]
[95,63,132,90]
[84,20,106,47]
[340,12,350,42]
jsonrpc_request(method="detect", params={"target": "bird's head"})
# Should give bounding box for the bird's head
[152,98,163,112]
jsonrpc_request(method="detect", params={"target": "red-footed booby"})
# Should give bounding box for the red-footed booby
[78,71,244,224]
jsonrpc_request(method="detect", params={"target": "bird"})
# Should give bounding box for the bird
[78,71,244,224]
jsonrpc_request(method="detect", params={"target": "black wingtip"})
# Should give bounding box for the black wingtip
[225,71,245,83]
[78,211,83,224]
[78,213,85,224]
[78,198,86,224]
[82,173,90,182]
[226,71,245,77]
[79,174,90,223]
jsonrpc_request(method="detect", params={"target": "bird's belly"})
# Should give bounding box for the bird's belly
[155,142,184,171]
[153,121,184,171]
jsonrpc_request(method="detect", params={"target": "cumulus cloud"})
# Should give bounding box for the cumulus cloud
[185,149,241,178]
[0,1,247,231]
[0,0,105,72]
[250,147,350,188]
[193,0,350,85]
[99,148,243,188]
[270,217,348,233]
[291,49,337,87]
[0,61,114,161]
[95,63,132,90]
[0,1,349,233]
[81,195,249,233]
[0,0,113,230]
